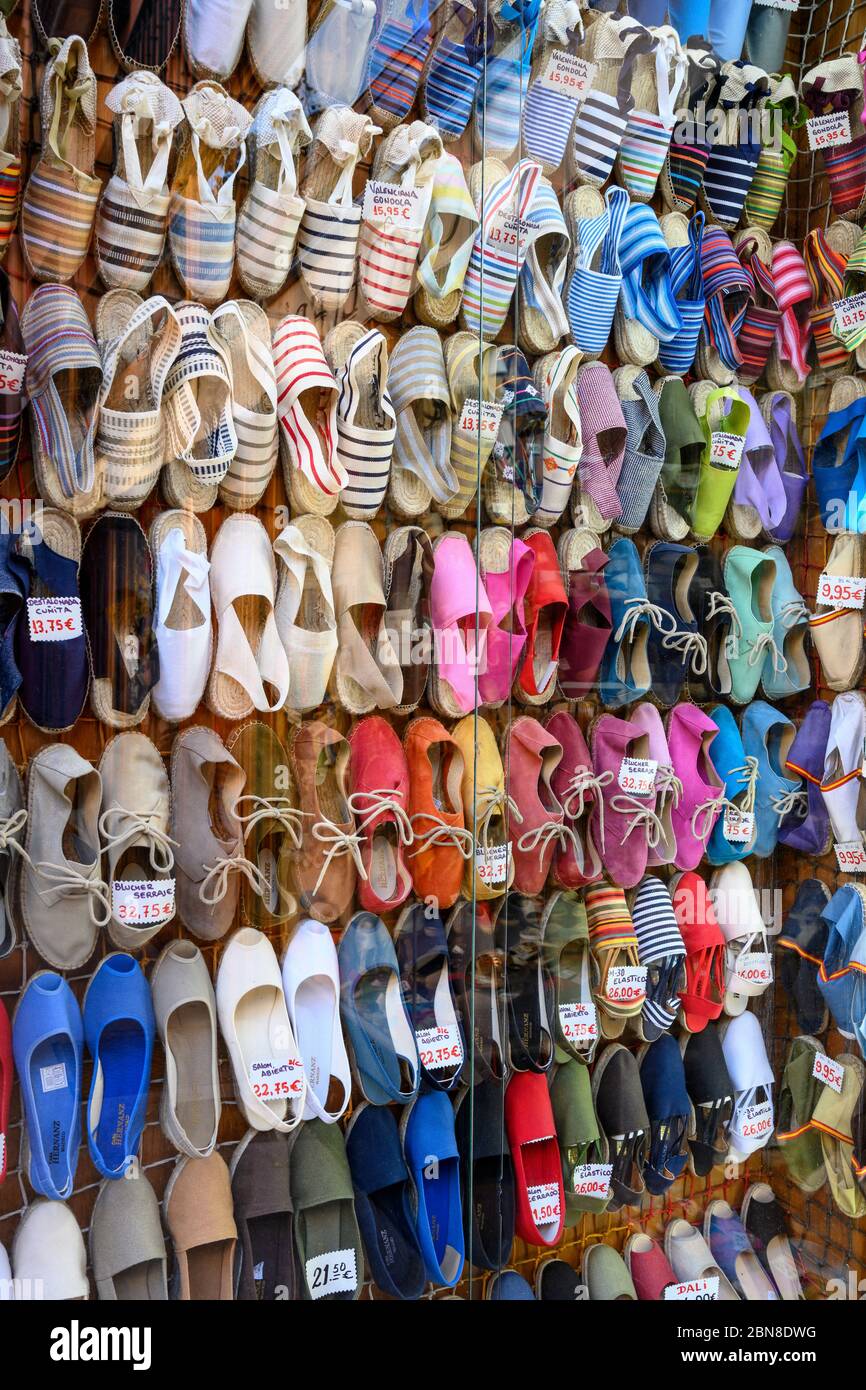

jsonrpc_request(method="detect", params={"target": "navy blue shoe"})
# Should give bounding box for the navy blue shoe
[643,541,702,707]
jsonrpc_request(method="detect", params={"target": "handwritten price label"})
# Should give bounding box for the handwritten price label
[362,180,426,230]
[528,1181,561,1229]
[475,840,510,887]
[732,950,773,990]
[723,806,755,845]
[807,111,851,150]
[606,964,647,1005]
[415,1022,463,1071]
[111,878,175,925]
[709,430,744,470]
[812,1050,844,1093]
[458,396,503,440]
[248,1056,305,1100]
[833,291,866,340]
[835,839,866,872]
[617,756,657,796]
[306,1248,357,1300]
[572,1162,612,1198]
[538,50,597,96]
[26,596,82,642]
[816,572,866,609]
[487,207,539,262]
[737,1099,773,1141]
[0,349,25,396]
[559,999,597,1043]
[665,1277,719,1301]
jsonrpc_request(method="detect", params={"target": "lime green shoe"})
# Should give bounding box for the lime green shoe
[689,385,750,541]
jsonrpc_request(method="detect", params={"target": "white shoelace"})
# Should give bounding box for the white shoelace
[662,627,709,675]
[347,788,414,845]
[0,808,30,865]
[770,786,807,822]
[36,860,112,926]
[780,598,810,630]
[609,794,664,849]
[655,764,683,809]
[728,756,760,814]
[613,598,674,645]
[516,819,582,863]
[408,811,474,860]
[199,853,272,906]
[560,768,613,852]
[474,784,520,846]
[311,820,368,896]
[747,631,787,675]
[706,590,744,659]
[690,795,723,843]
[99,805,178,874]
[234,794,307,850]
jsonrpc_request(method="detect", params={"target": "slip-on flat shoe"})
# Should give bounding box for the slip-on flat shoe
[229,1127,300,1301]
[90,1170,167,1300]
[150,938,220,1159]
[164,1151,237,1300]
[83,952,154,1179]
[291,1118,365,1300]
[536,1256,583,1300]
[504,1069,564,1248]
[402,1089,465,1286]
[486,1269,536,1299]
[664,1217,740,1300]
[739,1182,804,1301]
[643,541,703,707]
[454,1077,515,1271]
[582,1242,637,1300]
[12,1199,88,1300]
[703,1199,779,1301]
[637,1033,690,1196]
[345,1101,426,1301]
[12,970,83,1200]
[777,879,831,1035]
[338,910,420,1106]
[550,1057,611,1222]
[775,1037,827,1194]
[394,901,465,1094]
[705,704,756,865]
[597,537,653,707]
[623,1232,677,1301]
[680,1022,734,1177]
[494,892,555,1073]
[591,1043,649,1211]
[541,888,599,1064]
[446,898,506,1084]
[282,916,351,1123]
[777,700,832,855]
[816,885,866,1046]
[720,1010,775,1164]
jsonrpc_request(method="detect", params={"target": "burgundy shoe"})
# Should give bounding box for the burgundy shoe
[546,708,608,887]
[667,704,724,871]
[556,531,612,699]
[348,715,413,914]
[505,716,565,896]
[588,714,661,889]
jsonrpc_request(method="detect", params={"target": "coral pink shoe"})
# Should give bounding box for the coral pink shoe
[348,716,413,914]
[478,527,534,706]
[546,709,610,887]
[505,716,566,896]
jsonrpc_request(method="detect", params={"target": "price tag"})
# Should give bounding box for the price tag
[572,1162,612,1198]
[732,951,773,990]
[812,1050,844,1093]
[415,1023,463,1071]
[458,396,503,440]
[248,1056,305,1101]
[835,839,866,872]
[538,49,597,96]
[475,840,510,887]
[606,964,647,1005]
[816,572,866,609]
[617,756,657,796]
[111,878,175,925]
[40,1062,68,1093]
[558,999,597,1043]
[752,0,797,8]
[487,204,539,262]
[737,1099,773,1142]
[306,1248,358,1300]
[527,1181,561,1229]
[664,1277,719,1301]
[362,180,427,230]
[723,806,755,845]
[26,596,82,642]
[833,291,866,341]
[807,111,851,150]
[0,349,25,396]
[709,430,745,469]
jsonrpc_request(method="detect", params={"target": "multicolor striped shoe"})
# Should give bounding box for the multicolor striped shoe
[695,223,754,386]
[656,211,705,378]
[461,157,542,341]
[296,106,381,312]
[568,13,651,191]
[0,18,21,264]
[272,313,343,517]
[366,0,434,131]
[742,73,802,233]
[660,42,720,215]
[733,229,781,387]
[616,25,687,204]
[804,226,852,377]
[95,71,183,293]
[472,0,541,159]
[802,54,866,221]
[356,120,443,324]
[21,35,100,283]
[766,240,813,392]
[0,268,24,481]
[421,0,489,143]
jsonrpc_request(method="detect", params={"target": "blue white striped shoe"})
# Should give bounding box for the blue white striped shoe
[613,200,683,367]
[564,182,629,359]
[461,157,543,341]
[472,0,542,158]
[421,0,490,142]
[657,210,706,376]
[517,176,571,355]
[521,0,587,174]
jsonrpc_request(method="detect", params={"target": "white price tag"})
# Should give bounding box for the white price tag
[40,1062,68,1093]
[835,839,866,873]
[617,756,657,796]
[807,111,851,150]
[665,1277,719,1301]
[527,1181,561,1229]
[833,291,866,340]
[606,964,647,1005]
[572,1162,612,1199]
[305,1248,357,1300]
[415,1023,463,1071]
[558,1000,597,1044]
[538,49,597,96]
[812,1050,844,1093]
[248,1056,305,1101]
[752,0,797,9]
[732,951,773,990]
[26,596,82,642]
[111,878,175,926]
[723,806,755,845]
[487,205,538,262]
[458,396,503,440]
[710,430,745,469]
[362,179,427,230]
[816,572,866,609]
[0,349,25,396]
[737,1099,773,1142]
[475,840,510,887]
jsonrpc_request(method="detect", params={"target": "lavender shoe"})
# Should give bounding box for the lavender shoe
[777,699,832,856]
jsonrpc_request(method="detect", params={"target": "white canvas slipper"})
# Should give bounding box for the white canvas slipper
[206,514,290,720]
[710,862,772,1017]
[235,87,310,302]
[274,513,338,714]
[282,917,351,1124]
[12,1199,88,1300]
[663,1217,740,1300]
[719,1011,774,1163]
[150,509,212,723]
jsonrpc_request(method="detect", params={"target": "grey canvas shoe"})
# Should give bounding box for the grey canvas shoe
[0,738,25,958]
[170,725,249,942]
[90,1170,168,1301]
[151,938,220,1159]
[99,731,176,951]
[13,744,109,969]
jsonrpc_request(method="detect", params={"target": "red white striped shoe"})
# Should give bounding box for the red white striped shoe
[272,313,344,517]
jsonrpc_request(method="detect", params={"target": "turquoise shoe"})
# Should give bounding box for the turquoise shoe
[722,545,778,704]
[761,545,811,699]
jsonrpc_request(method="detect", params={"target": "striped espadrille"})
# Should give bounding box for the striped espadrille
[161,300,238,512]
[211,300,278,511]
[296,105,380,312]
[272,312,344,517]
[324,322,396,520]
[617,24,687,204]
[356,120,442,324]
[235,87,310,303]
[0,17,21,264]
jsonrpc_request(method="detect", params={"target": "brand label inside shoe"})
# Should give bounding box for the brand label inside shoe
[527,1181,561,1230]
[731,950,773,989]
[834,839,866,872]
[722,806,755,844]
[415,1023,463,1071]
[0,349,26,395]
[258,848,279,913]
[112,879,175,925]
[617,756,657,796]
[458,397,503,439]
[559,1000,597,1043]
[606,965,647,1004]
[487,206,539,263]
[362,180,427,230]
[736,1099,773,1141]
[538,50,597,97]
[248,1056,305,1100]
[816,571,866,609]
[812,1050,845,1093]
[807,111,851,150]
[664,1277,719,1301]
[833,292,866,341]
[40,1062,68,1093]
[305,1248,357,1300]
[572,1162,611,1198]
[475,840,511,886]
[26,596,83,642]
[709,431,745,470]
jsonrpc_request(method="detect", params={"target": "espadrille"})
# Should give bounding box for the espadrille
[616,24,687,204]
[296,106,380,313]
[517,175,570,357]
[11,508,88,734]
[332,521,403,715]
[235,87,310,303]
[478,526,533,708]
[183,0,250,81]
[273,313,342,516]
[414,152,478,328]
[521,0,585,175]
[356,120,442,324]
[21,35,100,283]
[386,326,455,517]
[766,239,812,391]
[811,374,866,533]
[725,384,786,543]
[170,725,248,942]
[289,723,359,917]
[383,524,433,715]
[689,381,749,543]
[323,321,396,519]
[461,157,542,341]
[94,71,183,293]
[514,528,567,706]
[656,210,704,377]
[0,267,24,482]
[695,223,753,387]
[150,509,211,724]
[421,0,488,142]
[274,513,337,715]
[572,360,626,532]
[473,0,542,156]
[568,12,651,190]
[804,224,852,377]
[556,526,610,700]
[247,0,308,89]
[226,721,300,930]
[802,54,866,220]
[437,330,502,520]
[760,390,807,544]
[160,300,237,514]
[0,17,22,264]
[660,41,719,214]
[810,534,866,692]
[564,182,629,359]
[80,511,158,730]
[650,375,704,543]
[742,73,802,232]
[98,730,176,951]
[211,300,278,511]
[699,61,769,231]
[830,223,866,370]
[532,345,582,528]
[305,0,377,114]
[483,344,548,527]
[613,366,665,536]
[365,0,435,130]
[429,530,491,718]
[733,227,780,387]
[206,513,289,721]
[108,0,183,72]
[614,200,681,368]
